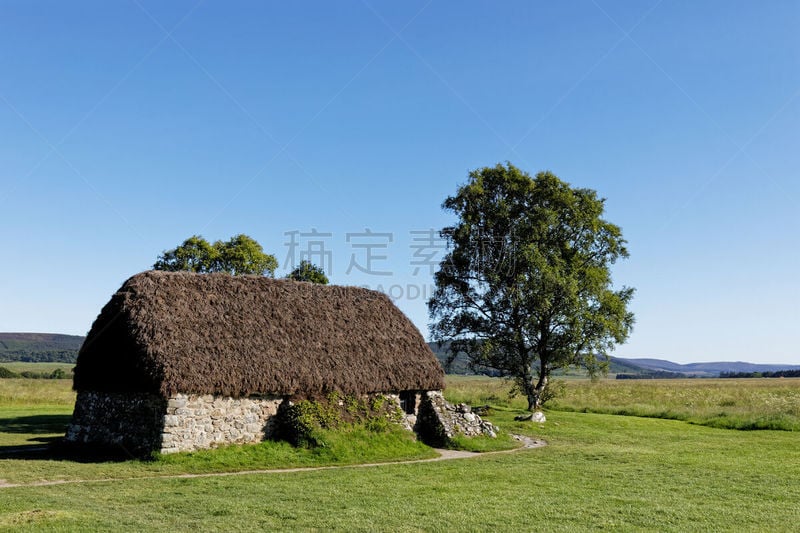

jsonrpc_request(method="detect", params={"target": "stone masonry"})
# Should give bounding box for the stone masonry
[415,391,498,446]
[65,391,166,455]
[66,391,284,455]
[160,393,282,454]
[66,389,494,455]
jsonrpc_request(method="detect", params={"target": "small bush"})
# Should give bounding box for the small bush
[0,366,20,378]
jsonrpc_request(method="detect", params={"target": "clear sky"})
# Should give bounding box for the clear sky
[1,1,798,364]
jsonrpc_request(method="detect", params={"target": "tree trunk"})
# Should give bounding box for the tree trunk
[526,373,548,411]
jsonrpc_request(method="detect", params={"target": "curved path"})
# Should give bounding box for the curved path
[0,435,545,490]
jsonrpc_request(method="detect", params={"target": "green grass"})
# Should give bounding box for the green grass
[0,378,75,407]
[447,428,519,453]
[443,374,528,409]
[2,377,799,530]
[549,377,800,430]
[1,409,798,531]
[446,375,800,431]
[157,425,437,472]
[0,380,75,448]
[0,422,438,486]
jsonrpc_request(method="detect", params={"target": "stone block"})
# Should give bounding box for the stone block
[245,423,262,434]
[167,397,187,409]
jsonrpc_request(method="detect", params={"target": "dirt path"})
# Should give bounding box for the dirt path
[0,435,545,490]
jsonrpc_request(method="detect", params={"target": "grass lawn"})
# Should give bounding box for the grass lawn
[1,377,799,530]
[0,379,74,448]
[1,409,798,531]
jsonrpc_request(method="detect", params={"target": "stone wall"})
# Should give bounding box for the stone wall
[161,393,282,454]
[65,389,469,456]
[415,391,498,446]
[382,392,421,431]
[66,391,284,455]
[65,391,166,456]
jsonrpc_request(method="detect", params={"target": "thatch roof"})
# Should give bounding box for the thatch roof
[73,271,444,398]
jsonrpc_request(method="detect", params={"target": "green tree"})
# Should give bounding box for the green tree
[212,234,278,276]
[429,163,634,411]
[287,260,329,284]
[153,235,217,273]
[154,234,278,276]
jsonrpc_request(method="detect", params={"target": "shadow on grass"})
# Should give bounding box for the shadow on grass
[0,440,144,462]
[0,414,71,435]
[0,414,140,462]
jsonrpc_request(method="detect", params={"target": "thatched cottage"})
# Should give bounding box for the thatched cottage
[65,270,447,455]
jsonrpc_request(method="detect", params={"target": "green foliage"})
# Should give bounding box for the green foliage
[213,234,278,276]
[0,333,82,363]
[0,366,19,378]
[430,163,634,410]
[153,234,278,276]
[19,369,69,380]
[152,235,217,273]
[0,350,77,363]
[538,379,566,406]
[274,393,405,448]
[0,366,71,380]
[286,260,329,284]
[278,397,341,447]
[156,424,434,474]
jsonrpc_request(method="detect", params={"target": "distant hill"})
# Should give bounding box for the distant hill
[0,333,84,363]
[427,342,800,378]
[611,357,800,377]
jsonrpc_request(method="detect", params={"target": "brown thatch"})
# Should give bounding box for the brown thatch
[73,271,444,398]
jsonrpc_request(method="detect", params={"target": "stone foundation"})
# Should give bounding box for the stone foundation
[65,391,166,456]
[415,391,498,446]
[65,390,439,455]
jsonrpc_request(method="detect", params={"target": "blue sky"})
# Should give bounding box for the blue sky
[1,1,798,364]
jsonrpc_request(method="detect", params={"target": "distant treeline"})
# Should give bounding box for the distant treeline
[616,371,694,380]
[0,350,78,363]
[0,366,72,379]
[720,370,800,378]
[0,333,83,363]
